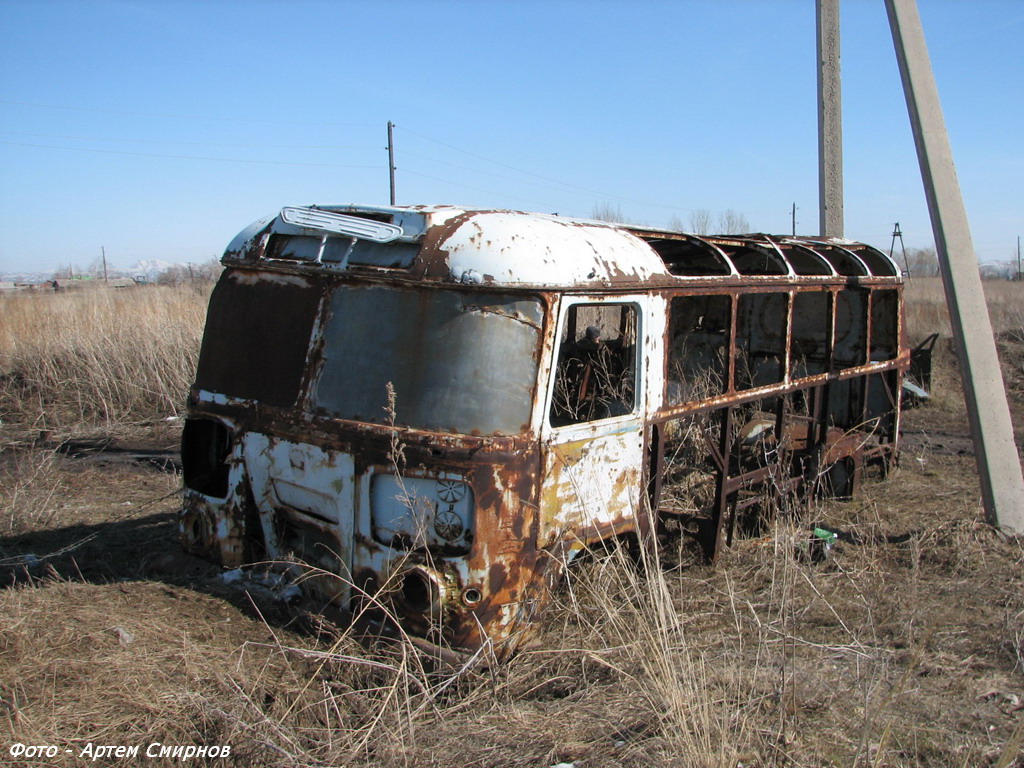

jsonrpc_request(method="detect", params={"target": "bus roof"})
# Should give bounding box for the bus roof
[222,205,901,287]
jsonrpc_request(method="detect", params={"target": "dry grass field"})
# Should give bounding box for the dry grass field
[1,278,1022,767]
[0,286,206,431]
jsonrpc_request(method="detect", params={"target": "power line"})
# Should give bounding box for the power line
[397,125,692,213]
[399,168,572,212]
[0,141,382,169]
[0,130,377,151]
[0,99,376,127]
[399,148,636,200]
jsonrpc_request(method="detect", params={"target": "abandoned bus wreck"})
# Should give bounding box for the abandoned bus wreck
[181,205,907,657]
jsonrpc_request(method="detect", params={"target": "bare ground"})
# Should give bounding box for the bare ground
[1,344,1023,767]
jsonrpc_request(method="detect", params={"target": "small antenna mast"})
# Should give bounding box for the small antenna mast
[387,121,396,206]
[889,222,910,277]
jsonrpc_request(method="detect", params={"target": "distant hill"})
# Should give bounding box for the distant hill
[0,270,52,284]
[1,259,180,284]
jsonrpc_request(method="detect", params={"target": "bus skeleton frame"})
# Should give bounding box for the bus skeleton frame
[180,205,907,658]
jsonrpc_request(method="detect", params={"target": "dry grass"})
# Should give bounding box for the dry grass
[0,285,210,432]
[0,449,64,537]
[3,461,1021,767]
[903,277,1024,341]
[1,276,1024,767]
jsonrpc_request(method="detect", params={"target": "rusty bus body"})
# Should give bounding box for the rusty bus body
[181,205,907,656]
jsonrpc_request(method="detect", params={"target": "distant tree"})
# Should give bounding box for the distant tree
[85,256,103,277]
[979,262,1015,280]
[688,209,712,234]
[717,209,751,233]
[665,214,685,232]
[52,264,87,280]
[192,258,223,283]
[156,259,223,287]
[591,203,633,224]
[156,264,188,286]
[682,208,751,234]
[905,247,939,277]
[82,255,127,280]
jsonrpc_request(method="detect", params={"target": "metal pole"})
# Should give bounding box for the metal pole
[1017,236,1021,282]
[387,121,396,206]
[890,222,911,277]
[817,0,844,237]
[101,246,108,284]
[886,0,1024,534]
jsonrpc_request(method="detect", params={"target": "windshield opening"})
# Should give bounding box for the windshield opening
[310,286,544,435]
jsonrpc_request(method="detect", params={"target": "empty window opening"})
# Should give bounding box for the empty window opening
[780,243,833,276]
[550,303,638,426]
[722,244,788,276]
[849,245,898,276]
[643,237,732,277]
[814,244,867,276]
[667,295,731,405]
[736,293,789,390]
[870,290,899,361]
[834,289,868,369]
[790,291,831,379]
[828,376,864,428]
[865,371,898,432]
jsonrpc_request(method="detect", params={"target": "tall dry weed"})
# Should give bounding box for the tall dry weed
[0,449,64,537]
[551,542,755,767]
[0,286,209,429]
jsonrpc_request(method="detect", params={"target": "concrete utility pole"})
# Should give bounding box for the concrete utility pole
[817,0,844,237]
[886,0,1024,534]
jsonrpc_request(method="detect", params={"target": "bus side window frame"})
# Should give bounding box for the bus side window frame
[548,299,642,428]
[665,293,733,406]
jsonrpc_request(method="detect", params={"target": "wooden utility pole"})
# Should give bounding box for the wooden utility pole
[387,121,397,206]
[817,0,844,237]
[101,246,108,284]
[791,203,798,236]
[886,0,1024,534]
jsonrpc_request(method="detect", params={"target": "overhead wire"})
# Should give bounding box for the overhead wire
[399,169,568,212]
[3,100,702,218]
[0,130,378,152]
[0,141,381,169]
[398,149,620,200]
[396,124,692,213]
[0,100,375,127]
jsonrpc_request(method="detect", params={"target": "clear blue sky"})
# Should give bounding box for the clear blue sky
[1,0,1021,274]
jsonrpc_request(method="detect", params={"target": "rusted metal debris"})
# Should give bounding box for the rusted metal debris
[181,205,908,658]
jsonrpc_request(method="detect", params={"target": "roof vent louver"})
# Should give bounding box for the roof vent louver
[280,207,403,243]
